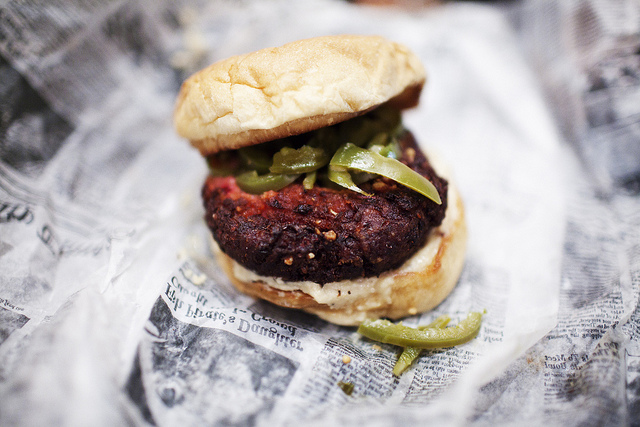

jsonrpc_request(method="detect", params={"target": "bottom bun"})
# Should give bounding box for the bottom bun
[211,181,467,326]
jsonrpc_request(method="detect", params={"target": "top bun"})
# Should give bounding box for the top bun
[174,35,426,155]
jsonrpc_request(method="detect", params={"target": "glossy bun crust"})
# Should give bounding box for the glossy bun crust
[173,35,426,155]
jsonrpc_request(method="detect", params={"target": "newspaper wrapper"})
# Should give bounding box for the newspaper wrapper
[0,0,637,425]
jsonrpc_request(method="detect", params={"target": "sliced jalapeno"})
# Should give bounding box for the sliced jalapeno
[338,117,377,148]
[270,145,330,174]
[339,105,402,147]
[328,166,370,196]
[303,171,317,190]
[238,146,273,173]
[393,315,451,376]
[351,171,377,185]
[370,104,402,134]
[368,138,401,160]
[235,171,300,194]
[367,133,390,150]
[357,312,483,349]
[207,106,440,200]
[381,139,402,160]
[330,143,442,204]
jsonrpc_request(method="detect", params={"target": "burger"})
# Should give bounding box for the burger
[174,35,466,326]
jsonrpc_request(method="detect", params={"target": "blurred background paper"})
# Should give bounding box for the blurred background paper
[0,0,638,426]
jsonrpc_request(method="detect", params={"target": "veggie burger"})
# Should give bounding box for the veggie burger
[174,35,467,325]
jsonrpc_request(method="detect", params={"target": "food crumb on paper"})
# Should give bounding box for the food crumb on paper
[338,381,355,396]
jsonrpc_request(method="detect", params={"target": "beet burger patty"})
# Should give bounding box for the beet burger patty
[203,130,448,284]
[174,35,467,325]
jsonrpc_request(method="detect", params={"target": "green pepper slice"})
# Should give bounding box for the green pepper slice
[367,133,390,150]
[338,105,402,148]
[330,143,442,204]
[238,146,273,173]
[328,166,370,196]
[381,139,402,160]
[270,145,330,174]
[393,315,451,376]
[303,171,317,190]
[368,138,401,160]
[358,312,483,349]
[235,171,300,194]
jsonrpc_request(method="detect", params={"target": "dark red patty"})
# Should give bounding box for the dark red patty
[202,131,448,284]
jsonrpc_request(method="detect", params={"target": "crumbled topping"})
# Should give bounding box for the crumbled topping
[323,230,337,241]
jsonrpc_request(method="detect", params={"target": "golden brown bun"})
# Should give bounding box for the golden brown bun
[174,35,426,155]
[212,181,466,326]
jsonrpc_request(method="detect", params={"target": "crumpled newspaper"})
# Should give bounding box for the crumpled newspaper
[0,0,637,425]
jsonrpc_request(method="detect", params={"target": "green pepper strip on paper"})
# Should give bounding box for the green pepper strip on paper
[358,312,483,349]
[330,143,442,204]
[393,315,451,376]
[235,171,300,194]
